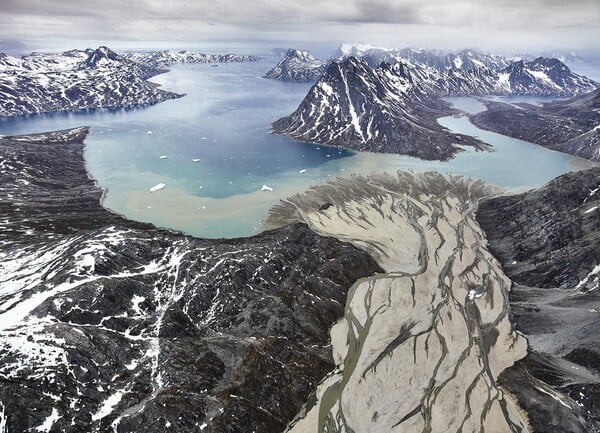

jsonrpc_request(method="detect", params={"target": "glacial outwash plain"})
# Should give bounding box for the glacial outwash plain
[265,167,600,433]
[266,172,530,433]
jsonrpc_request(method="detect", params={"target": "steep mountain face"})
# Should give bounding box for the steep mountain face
[272,57,486,160]
[435,64,504,95]
[0,46,182,117]
[478,168,600,289]
[471,89,600,160]
[263,49,328,82]
[0,128,381,432]
[501,57,597,96]
[397,47,511,71]
[124,50,260,68]
[477,168,600,431]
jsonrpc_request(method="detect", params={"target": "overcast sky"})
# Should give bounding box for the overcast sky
[1,0,599,55]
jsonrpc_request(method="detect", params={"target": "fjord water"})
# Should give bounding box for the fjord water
[0,58,596,237]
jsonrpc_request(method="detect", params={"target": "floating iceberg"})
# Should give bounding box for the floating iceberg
[149,183,166,192]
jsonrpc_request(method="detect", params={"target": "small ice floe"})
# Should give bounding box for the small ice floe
[147,130,153,135]
[159,155,168,159]
[149,183,166,192]
[192,158,200,162]
[299,169,307,174]
[260,184,274,192]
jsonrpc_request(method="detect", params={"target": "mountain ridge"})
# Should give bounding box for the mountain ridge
[272,55,598,160]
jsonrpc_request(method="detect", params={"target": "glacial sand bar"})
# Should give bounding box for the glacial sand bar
[266,172,531,433]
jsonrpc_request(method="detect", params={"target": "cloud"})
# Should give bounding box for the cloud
[0,0,598,52]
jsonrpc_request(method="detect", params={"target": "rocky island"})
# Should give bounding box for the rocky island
[271,57,488,160]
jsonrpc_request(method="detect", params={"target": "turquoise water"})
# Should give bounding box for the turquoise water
[0,59,596,238]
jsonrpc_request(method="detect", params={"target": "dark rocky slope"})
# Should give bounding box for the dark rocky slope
[477,168,600,432]
[471,89,600,161]
[0,128,381,432]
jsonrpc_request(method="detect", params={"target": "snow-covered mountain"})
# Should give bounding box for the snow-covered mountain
[336,44,511,71]
[263,48,328,82]
[124,50,259,68]
[499,57,596,96]
[0,46,181,117]
[273,56,598,159]
[0,46,261,118]
[272,57,486,160]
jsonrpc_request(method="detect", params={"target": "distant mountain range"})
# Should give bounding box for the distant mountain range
[265,43,592,83]
[0,46,259,117]
[125,50,259,68]
[272,55,597,160]
[336,44,512,71]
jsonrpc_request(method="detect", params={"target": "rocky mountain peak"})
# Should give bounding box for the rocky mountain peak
[84,45,121,67]
[284,48,313,61]
[263,48,327,82]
